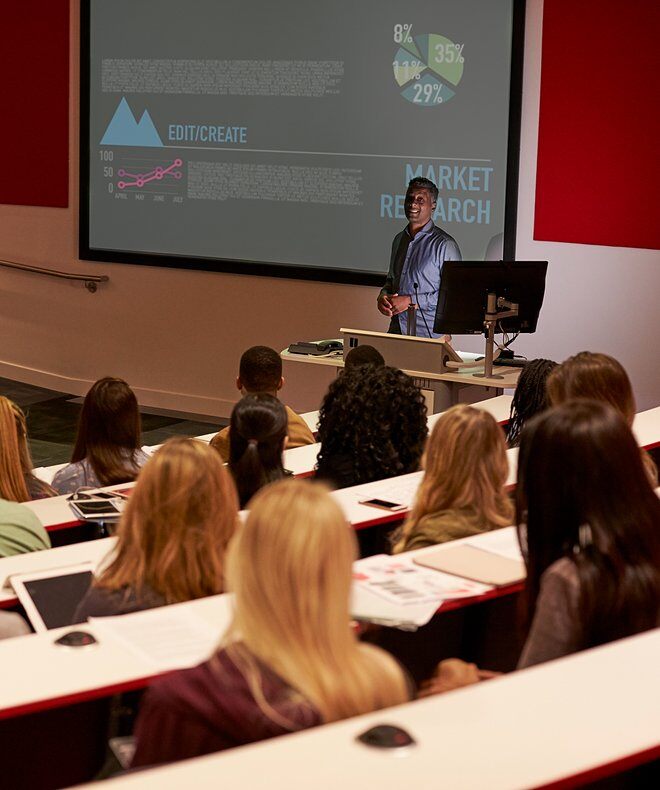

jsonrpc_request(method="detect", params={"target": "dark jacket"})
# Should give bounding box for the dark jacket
[131,646,321,767]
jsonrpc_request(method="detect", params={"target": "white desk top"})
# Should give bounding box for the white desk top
[0,528,522,718]
[0,593,234,719]
[282,348,522,388]
[87,628,660,790]
[0,537,116,607]
[22,403,659,541]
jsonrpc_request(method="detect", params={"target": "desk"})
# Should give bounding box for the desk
[281,347,520,413]
[0,528,520,717]
[21,404,660,546]
[0,537,116,609]
[21,396,514,540]
[82,629,660,790]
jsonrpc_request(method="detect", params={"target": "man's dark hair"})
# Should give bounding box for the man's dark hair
[407,177,438,203]
[344,345,385,370]
[239,346,282,393]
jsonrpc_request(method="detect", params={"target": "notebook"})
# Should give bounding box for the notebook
[413,544,526,587]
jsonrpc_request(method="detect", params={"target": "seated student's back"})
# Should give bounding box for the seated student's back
[52,377,149,495]
[227,394,290,509]
[546,351,658,484]
[315,365,427,489]
[75,438,238,621]
[392,404,513,553]
[515,400,660,668]
[0,497,50,558]
[211,346,314,462]
[131,480,410,767]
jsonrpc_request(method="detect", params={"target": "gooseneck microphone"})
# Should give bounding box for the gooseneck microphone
[413,282,433,338]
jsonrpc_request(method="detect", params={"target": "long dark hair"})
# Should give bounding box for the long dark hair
[71,377,142,485]
[228,394,288,508]
[516,399,660,649]
[316,366,427,486]
[506,358,557,447]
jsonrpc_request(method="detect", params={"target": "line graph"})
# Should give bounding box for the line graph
[117,158,183,189]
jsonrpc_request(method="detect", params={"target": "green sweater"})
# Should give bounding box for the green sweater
[395,507,502,553]
[0,498,51,557]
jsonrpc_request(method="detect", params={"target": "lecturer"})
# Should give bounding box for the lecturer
[377,177,461,338]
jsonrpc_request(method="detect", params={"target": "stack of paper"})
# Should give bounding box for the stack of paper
[90,608,220,671]
[350,554,488,630]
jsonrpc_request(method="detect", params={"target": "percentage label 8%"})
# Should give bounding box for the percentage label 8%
[393,23,413,43]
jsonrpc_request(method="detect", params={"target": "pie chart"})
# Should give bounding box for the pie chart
[393,33,465,107]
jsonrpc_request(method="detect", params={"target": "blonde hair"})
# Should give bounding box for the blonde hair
[0,396,54,502]
[96,437,238,602]
[223,479,409,724]
[393,404,513,553]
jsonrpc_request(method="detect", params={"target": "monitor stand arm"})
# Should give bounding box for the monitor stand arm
[473,292,518,380]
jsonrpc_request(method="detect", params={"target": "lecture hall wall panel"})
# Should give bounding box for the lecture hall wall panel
[534,0,659,250]
[0,1,69,208]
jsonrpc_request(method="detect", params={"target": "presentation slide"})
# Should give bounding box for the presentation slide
[84,0,518,281]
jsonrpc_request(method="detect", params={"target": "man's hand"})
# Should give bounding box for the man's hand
[389,294,412,316]
[377,292,394,317]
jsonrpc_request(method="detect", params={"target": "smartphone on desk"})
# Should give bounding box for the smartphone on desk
[359,498,406,512]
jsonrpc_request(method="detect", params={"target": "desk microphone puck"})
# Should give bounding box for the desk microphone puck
[356,724,416,749]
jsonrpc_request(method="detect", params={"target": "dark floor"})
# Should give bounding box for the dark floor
[0,377,226,467]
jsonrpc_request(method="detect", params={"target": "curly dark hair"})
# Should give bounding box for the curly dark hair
[506,359,557,448]
[316,366,428,487]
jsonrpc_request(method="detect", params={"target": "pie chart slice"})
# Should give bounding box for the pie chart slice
[393,47,426,87]
[401,37,423,61]
[424,34,464,86]
[401,73,455,107]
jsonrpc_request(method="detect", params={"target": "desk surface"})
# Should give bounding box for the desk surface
[86,629,660,790]
[282,348,522,388]
[23,395,514,535]
[0,528,522,718]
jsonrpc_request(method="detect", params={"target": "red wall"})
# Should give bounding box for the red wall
[534,0,659,250]
[0,1,69,208]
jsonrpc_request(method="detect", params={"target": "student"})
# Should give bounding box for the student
[316,365,427,489]
[0,497,50,557]
[516,400,660,668]
[343,344,385,369]
[0,397,56,501]
[392,405,513,553]
[75,438,238,620]
[130,480,411,767]
[546,350,657,483]
[505,358,557,448]
[227,394,290,509]
[211,346,314,462]
[52,377,149,495]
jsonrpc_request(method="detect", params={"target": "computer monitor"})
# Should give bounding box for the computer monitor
[433,261,548,335]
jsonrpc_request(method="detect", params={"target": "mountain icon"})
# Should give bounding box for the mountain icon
[100,98,163,147]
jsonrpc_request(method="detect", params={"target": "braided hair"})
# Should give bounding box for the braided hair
[506,359,557,447]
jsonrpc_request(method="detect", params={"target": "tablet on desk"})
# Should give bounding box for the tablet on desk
[69,498,125,521]
[10,564,94,632]
[413,545,526,587]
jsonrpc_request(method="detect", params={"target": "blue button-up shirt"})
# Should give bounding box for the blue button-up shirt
[382,220,462,337]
